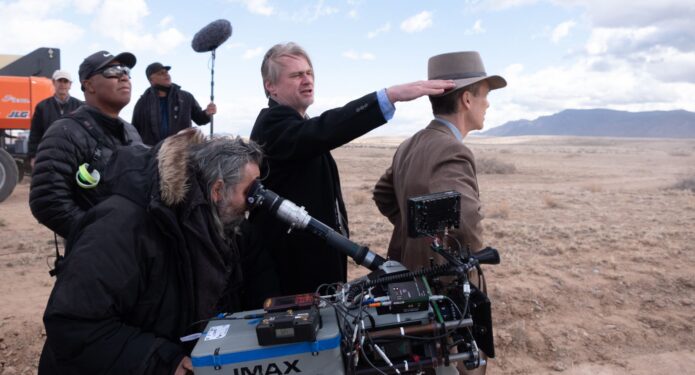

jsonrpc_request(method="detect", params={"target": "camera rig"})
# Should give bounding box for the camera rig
[191,182,500,374]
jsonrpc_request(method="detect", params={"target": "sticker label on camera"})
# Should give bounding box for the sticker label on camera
[204,324,230,341]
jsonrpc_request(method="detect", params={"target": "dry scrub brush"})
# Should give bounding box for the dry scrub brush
[583,183,603,193]
[350,191,371,205]
[668,150,692,157]
[543,194,565,209]
[486,200,511,219]
[477,157,517,174]
[672,176,695,192]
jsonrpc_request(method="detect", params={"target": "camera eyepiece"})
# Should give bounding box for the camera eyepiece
[245,179,385,271]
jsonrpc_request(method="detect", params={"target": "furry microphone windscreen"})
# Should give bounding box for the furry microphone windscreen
[191,19,233,52]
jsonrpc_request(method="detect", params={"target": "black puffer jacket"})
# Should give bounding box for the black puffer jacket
[29,105,143,238]
[39,130,243,375]
[28,95,82,158]
[132,84,211,145]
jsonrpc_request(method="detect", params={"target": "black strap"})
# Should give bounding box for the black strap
[48,232,64,277]
[430,71,487,80]
[48,109,107,276]
[64,108,111,167]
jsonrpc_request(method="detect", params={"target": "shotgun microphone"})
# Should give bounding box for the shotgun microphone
[191,19,232,52]
[191,19,232,137]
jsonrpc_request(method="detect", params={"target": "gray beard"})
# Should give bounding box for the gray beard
[211,203,244,239]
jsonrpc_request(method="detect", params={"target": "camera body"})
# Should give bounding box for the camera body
[191,188,497,374]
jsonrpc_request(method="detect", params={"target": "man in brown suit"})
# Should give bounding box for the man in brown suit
[373,50,506,374]
[373,51,506,272]
[373,51,505,373]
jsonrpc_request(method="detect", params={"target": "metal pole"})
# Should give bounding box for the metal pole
[210,49,215,137]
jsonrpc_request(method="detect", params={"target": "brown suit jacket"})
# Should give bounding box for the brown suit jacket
[373,120,484,271]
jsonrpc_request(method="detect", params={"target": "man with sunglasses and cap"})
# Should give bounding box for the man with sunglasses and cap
[30,50,143,239]
[373,51,506,374]
[132,62,216,146]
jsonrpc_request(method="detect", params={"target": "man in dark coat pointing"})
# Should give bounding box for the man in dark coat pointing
[243,42,454,307]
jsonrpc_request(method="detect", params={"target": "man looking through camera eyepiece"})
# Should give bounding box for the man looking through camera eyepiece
[39,129,261,375]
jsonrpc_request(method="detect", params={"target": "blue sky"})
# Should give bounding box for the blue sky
[2,0,694,137]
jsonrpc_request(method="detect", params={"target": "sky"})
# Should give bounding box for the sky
[2,0,695,137]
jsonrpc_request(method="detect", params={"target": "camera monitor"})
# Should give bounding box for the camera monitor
[407,191,461,238]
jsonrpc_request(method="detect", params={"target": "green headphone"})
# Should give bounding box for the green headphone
[75,163,100,189]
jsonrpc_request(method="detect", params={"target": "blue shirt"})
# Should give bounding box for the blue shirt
[376,88,395,121]
[433,117,463,142]
[159,97,169,138]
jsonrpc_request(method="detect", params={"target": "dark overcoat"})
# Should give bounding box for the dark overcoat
[244,94,386,306]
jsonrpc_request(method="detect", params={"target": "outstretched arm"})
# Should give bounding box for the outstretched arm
[386,80,455,103]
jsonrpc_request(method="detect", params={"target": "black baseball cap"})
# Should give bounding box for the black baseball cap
[146,62,171,79]
[79,50,136,83]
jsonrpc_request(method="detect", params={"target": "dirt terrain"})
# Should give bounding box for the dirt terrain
[1,135,694,374]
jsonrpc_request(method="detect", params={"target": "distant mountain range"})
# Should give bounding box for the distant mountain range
[481,109,695,138]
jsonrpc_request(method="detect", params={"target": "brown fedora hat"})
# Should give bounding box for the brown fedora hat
[428,51,506,96]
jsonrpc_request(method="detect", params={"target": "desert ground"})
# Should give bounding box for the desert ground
[1,135,694,374]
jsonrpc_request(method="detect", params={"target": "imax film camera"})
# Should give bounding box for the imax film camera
[191,182,499,374]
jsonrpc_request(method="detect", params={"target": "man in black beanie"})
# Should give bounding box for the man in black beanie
[132,62,216,145]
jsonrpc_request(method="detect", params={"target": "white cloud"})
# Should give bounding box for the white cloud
[291,0,339,23]
[342,50,375,61]
[94,0,148,30]
[91,0,185,54]
[367,23,391,39]
[346,0,362,19]
[243,47,264,60]
[504,63,524,76]
[566,0,694,29]
[465,19,485,35]
[488,55,695,129]
[582,24,695,82]
[212,94,269,136]
[636,46,695,83]
[73,0,101,13]
[159,16,173,28]
[400,11,433,33]
[226,42,245,49]
[0,0,84,52]
[151,28,187,54]
[586,26,658,56]
[472,0,695,128]
[240,0,273,16]
[478,0,540,11]
[550,20,575,43]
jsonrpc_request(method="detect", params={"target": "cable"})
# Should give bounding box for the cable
[359,263,454,289]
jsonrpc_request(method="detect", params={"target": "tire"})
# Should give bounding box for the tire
[0,148,18,203]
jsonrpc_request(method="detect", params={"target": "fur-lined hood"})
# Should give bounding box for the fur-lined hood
[157,128,206,206]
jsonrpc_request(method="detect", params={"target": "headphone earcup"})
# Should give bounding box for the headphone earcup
[76,163,101,189]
